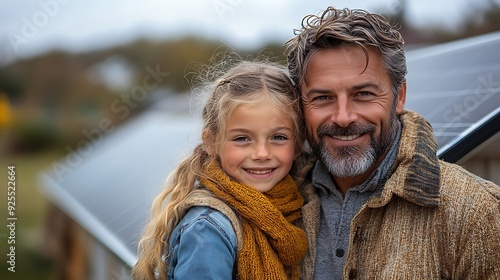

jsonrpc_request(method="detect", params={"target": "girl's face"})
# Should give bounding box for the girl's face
[218,101,296,192]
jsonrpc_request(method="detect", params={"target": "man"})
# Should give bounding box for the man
[285,6,500,280]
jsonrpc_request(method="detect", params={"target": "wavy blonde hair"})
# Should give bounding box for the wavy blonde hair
[132,59,304,279]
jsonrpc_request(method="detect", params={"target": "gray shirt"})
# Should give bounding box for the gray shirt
[313,123,401,279]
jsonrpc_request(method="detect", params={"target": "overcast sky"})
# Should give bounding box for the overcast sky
[0,0,490,65]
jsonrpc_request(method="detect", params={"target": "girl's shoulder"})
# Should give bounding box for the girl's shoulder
[169,206,239,261]
[178,206,236,241]
[176,189,244,249]
[167,206,238,279]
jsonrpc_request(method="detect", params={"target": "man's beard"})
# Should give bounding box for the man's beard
[309,113,399,178]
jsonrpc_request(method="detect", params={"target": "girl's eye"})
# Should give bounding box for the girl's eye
[233,136,249,142]
[272,135,288,141]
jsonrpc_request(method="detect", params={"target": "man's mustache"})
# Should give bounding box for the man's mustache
[317,123,376,137]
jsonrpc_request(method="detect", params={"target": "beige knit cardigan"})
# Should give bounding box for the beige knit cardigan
[291,110,500,280]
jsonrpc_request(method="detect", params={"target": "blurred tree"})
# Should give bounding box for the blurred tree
[0,68,24,103]
[381,0,500,44]
[460,0,500,38]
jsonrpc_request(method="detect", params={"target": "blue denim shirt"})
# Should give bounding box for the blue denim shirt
[166,206,238,279]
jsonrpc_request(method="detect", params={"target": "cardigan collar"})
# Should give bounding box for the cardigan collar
[368,110,441,207]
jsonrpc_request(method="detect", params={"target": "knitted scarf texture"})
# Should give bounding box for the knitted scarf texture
[199,161,308,279]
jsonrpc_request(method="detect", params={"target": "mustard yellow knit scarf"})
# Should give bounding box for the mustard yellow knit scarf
[199,161,308,279]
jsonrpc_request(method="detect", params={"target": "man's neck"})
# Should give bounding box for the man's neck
[332,163,380,196]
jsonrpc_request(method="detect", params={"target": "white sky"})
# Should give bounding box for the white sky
[0,0,491,65]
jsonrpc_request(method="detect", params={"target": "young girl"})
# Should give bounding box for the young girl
[132,61,308,279]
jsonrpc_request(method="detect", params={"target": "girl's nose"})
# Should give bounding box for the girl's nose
[252,142,271,160]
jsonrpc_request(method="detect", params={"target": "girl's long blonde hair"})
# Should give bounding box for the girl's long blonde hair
[132,59,304,280]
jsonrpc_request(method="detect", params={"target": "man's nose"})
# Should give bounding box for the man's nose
[331,97,356,127]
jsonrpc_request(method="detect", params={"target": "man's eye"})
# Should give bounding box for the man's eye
[357,91,373,97]
[313,95,330,101]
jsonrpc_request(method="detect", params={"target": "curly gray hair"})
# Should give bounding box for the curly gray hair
[285,7,407,97]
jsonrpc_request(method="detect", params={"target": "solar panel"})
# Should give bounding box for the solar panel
[405,31,500,162]
[38,31,500,268]
[39,109,201,267]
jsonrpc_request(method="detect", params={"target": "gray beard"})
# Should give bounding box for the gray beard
[311,111,400,178]
[318,140,377,178]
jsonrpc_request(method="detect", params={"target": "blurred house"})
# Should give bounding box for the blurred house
[38,31,500,280]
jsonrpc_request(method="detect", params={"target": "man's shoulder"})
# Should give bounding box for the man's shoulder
[438,160,500,206]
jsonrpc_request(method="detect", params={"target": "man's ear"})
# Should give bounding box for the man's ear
[396,82,407,114]
[202,130,213,156]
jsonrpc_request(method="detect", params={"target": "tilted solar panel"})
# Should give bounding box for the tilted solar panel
[405,31,500,162]
[39,110,201,267]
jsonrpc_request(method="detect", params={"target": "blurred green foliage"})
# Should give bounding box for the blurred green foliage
[8,119,61,153]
